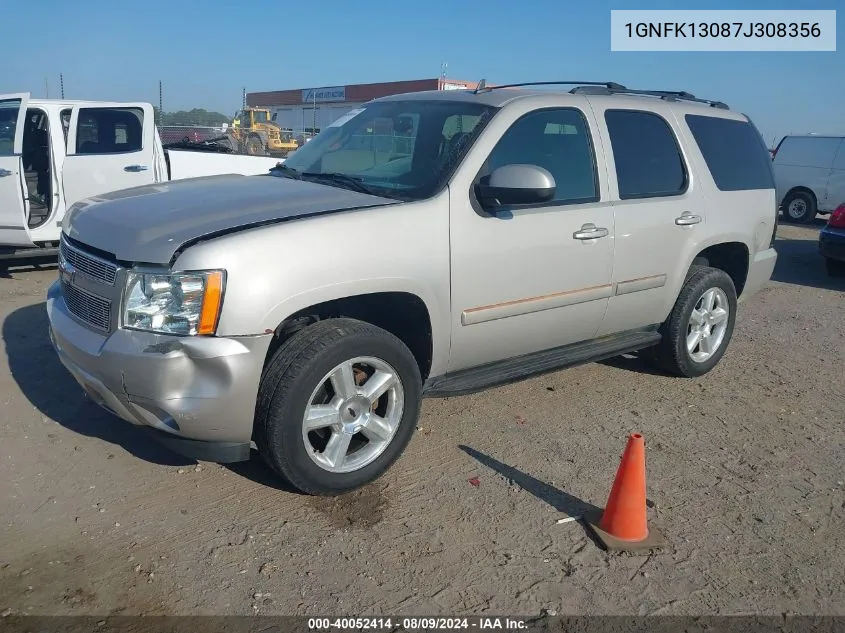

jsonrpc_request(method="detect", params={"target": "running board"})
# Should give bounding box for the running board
[0,245,59,261]
[423,328,662,398]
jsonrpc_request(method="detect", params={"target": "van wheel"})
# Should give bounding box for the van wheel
[649,266,737,378]
[782,191,817,224]
[255,318,422,496]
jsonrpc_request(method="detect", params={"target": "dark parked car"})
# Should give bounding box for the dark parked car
[819,203,845,277]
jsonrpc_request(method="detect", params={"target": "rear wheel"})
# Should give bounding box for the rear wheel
[782,190,817,224]
[255,318,422,496]
[246,135,265,155]
[650,266,737,378]
[825,257,845,277]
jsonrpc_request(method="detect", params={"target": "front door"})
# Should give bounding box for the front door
[0,92,34,247]
[63,103,157,208]
[448,104,615,372]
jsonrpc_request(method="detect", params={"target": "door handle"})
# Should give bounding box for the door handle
[675,212,702,226]
[124,164,149,172]
[573,223,609,240]
[0,168,13,177]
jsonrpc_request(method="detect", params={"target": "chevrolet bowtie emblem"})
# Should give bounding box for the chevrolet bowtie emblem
[58,253,77,284]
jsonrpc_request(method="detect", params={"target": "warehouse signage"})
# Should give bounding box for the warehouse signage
[302,86,346,103]
[442,83,466,90]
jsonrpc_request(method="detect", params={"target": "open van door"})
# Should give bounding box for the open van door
[63,102,157,208]
[0,92,35,247]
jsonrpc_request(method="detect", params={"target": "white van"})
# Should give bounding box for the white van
[772,134,845,223]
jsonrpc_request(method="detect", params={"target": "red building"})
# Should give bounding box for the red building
[247,78,482,133]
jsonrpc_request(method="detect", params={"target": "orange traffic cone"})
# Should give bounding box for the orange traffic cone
[585,433,667,553]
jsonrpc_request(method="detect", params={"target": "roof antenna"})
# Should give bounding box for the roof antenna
[474,78,487,94]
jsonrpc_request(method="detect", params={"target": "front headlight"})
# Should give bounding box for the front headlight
[123,270,225,336]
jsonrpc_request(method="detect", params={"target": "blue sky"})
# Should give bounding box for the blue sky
[0,0,841,145]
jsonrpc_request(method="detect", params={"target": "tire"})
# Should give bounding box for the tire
[826,257,845,277]
[246,135,265,156]
[781,190,817,224]
[254,318,422,496]
[650,265,738,378]
[216,135,236,152]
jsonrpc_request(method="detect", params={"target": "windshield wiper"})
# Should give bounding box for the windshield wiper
[301,172,378,196]
[269,163,302,179]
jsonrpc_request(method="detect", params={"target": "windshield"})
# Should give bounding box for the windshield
[279,99,497,201]
[253,110,269,123]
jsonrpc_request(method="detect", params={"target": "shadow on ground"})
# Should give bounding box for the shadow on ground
[3,302,191,466]
[771,226,845,291]
[0,258,57,279]
[599,351,669,376]
[224,450,302,494]
[458,444,605,548]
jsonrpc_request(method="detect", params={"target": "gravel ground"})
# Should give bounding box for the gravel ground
[0,222,843,618]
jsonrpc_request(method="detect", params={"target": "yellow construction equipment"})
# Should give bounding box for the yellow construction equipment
[224,107,298,157]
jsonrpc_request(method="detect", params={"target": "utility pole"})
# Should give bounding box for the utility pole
[159,80,163,126]
[312,88,317,135]
[242,87,246,110]
[44,77,49,98]
[60,73,64,99]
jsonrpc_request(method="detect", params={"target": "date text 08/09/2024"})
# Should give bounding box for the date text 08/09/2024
[307,617,528,631]
[624,21,822,38]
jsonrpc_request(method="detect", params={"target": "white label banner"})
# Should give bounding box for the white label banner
[302,86,347,103]
[610,10,836,51]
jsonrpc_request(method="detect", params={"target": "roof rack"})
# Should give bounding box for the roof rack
[569,85,729,109]
[473,80,625,94]
[471,80,729,109]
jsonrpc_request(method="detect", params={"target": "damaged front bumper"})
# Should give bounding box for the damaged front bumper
[46,280,272,463]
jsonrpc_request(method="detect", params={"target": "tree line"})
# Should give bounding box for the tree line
[154,107,231,127]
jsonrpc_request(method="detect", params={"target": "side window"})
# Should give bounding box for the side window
[685,114,775,191]
[0,98,22,157]
[484,108,598,204]
[775,136,841,168]
[60,109,71,146]
[75,108,144,155]
[605,110,687,199]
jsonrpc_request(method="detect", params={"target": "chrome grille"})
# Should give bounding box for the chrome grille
[59,237,117,285]
[61,280,111,332]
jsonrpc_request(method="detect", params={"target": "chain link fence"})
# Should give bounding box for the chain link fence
[156,123,302,158]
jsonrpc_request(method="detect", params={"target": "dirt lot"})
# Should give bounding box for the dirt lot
[0,222,843,618]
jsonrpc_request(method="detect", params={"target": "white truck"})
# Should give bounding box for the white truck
[0,92,282,258]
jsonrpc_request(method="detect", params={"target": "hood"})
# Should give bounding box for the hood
[63,174,398,264]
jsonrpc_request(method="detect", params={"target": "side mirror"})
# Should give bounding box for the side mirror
[477,164,556,208]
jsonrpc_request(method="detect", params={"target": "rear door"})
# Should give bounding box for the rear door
[63,102,156,207]
[773,136,842,213]
[0,92,34,247]
[825,139,845,213]
[587,102,707,337]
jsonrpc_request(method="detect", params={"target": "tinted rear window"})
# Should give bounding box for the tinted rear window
[685,115,775,191]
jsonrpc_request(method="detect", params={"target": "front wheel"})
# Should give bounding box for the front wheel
[245,135,265,155]
[649,266,738,378]
[254,318,422,496]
